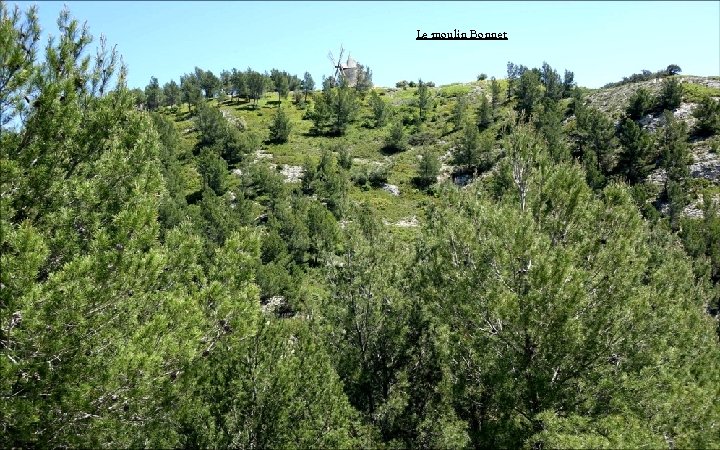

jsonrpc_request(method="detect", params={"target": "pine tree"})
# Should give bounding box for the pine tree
[477,94,493,131]
[451,95,468,130]
[162,79,181,107]
[540,62,563,101]
[416,148,441,188]
[561,70,575,98]
[454,118,479,166]
[626,87,654,120]
[355,64,373,96]
[246,69,266,107]
[369,90,389,128]
[322,218,412,439]
[268,107,292,143]
[301,71,315,102]
[270,68,289,104]
[306,200,340,264]
[180,73,202,111]
[659,111,690,227]
[414,154,720,448]
[197,147,228,195]
[385,119,407,152]
[515,69,543,120]
[417,79,431,122]
[693,95,720,136]
[311,79,359,136]
[144,76,163,111]
[572,106,618,190]
[660,110,690,183]
[490,76,501,111]
[196,67,220,99]
[617,117,654,184]
[536,99,569,163]
[0,3,40,130]
[656,77,683,112]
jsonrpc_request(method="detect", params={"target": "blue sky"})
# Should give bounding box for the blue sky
[13,1,720,89]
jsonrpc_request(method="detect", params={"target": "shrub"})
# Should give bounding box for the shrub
[351,166,369,187]
[385,120,408,152]
[666,64,682,76]
[656,77,683,112]
[626,88,654,120]
[693,95,720,136]
[368,164,390,186]
[415,148,441,188]
[369,90,389,128]
[336,144,353,170]
[269,108,292,143]
[408,128,436,146]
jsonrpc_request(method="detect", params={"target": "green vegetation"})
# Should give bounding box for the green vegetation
[415,147,441,188]
[385,118,408,152]
[693,95,720,136]
[2,5,720,449]
[603,64,683,88]
[683,80,720,103]
[656,77,683,112]
[268,107,292,143]
[626,87,654,120]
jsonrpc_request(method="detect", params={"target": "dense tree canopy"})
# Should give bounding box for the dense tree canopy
[2,6,719,449]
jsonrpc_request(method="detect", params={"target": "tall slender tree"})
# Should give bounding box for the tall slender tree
[302,71,315,102]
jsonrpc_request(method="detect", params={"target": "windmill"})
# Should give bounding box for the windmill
[328,45,358,86]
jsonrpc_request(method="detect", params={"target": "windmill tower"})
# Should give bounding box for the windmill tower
[328,45,358,87]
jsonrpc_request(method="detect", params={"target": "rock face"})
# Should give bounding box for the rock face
[638,113,666,132]
[690,151,720,182]
[586,76,719,118]
[279,165,303,183]
[453,173,472,187]
[647,168,668,186]
[221,109,246,130]
[586,79,664,117]
[636,103,697,133]
[261,296,293,317]
[673,102,696,123]
[382,216,420,228]
[662,194,720,220]
[254,150,273,161]
[382,183,400,196]
[395,216,419,228]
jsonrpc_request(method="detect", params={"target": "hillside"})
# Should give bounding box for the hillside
[166,73,720,225]
[3,5,720,449]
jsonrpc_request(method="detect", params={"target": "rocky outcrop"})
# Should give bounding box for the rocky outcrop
[254,149,273,161]
[690,150,720,183]
[279,165,303,183]
[586,76,719,118]
[587,79,664,118]
[647,168,667,186]
[382,183,400,196]
[382,216,419,228]
[261,296,294,317]
[221,109,246,130]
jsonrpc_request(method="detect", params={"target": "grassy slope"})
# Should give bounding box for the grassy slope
[166,75,720,229]
[166,81,499,228]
